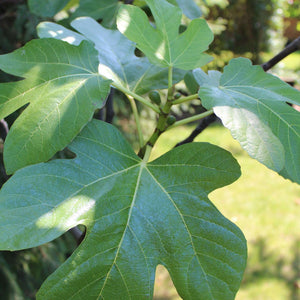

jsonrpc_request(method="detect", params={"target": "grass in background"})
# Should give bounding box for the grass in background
[261,51,300,72]
[151,124,300,300]
[261,51,300,86]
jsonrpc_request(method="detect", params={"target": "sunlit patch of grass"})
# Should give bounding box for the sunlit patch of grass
[261,51,300,72]
[152,123,300,300]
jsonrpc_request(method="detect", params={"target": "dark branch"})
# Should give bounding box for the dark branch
[177,36,300,147]
[93,89,115,123]
[0,119,9,187]
[105,89,115,124]
[0,119,9,141]
[261,36,300,71]
[69,227,85,245]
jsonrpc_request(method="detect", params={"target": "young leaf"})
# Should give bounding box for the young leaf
[0,38,111,174]
[0,120,246,300]
[28,0,70,17]
[117,0,213,70]
[38,17,186,95]
[196,58,300,184]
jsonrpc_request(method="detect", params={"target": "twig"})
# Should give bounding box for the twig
[0,119,9,187]
[261,36,300,71]
[93,89,115,122]
[69,227,85,245]
[175,114,218,147]
[111,82,160,113]
[127,95,144,148]
[0,119,9,141]
[167,109,214,131]
[176,36,300,147]
[105,89,115,123]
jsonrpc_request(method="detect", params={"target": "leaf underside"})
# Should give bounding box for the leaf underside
[37,17,186,95]
[0,38,111,174]
[196,58,300,184]
[0,120,246,300]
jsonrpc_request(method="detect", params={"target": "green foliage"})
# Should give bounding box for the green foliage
[0,233,76,300]
[28,0,120,27]
[0,38,111,174]
[70,0,120,27]
[38,17,186,96]
[0,3,42,59]
[205,0,284,62]
[0,120,246,299]
[0,0,299,299]
[151,124,300,300]
[117,0,213,70]
[284,1,300,18]
[196,58,300,184]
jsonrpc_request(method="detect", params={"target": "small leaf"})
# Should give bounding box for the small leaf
[196,58,300,184]
[28,0,70,17]
[117,0,213,70]
[0,120,246,300]
[38,17,186,95]
[0,39,111,174]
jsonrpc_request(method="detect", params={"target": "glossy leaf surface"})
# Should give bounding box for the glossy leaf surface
[117,0,213,70]
[196,58,300,184]
[38,17,186,95]
[0,39,111,174]
[0,120,246,300]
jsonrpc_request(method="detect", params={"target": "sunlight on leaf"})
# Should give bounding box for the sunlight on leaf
[0,120,246,300]
[196,58,300,184]
[0,39,111,174]
[117,0,213,70]
[38,17,186,95]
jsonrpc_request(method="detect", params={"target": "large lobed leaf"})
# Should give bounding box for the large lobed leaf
[117,0,213,70]
[0,38,111,174]
[0,120,247,300]
[38,17,186,95]
[196,58,300,184]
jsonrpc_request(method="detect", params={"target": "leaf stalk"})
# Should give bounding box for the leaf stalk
[138,67,175,158]
[172,93,199,105]
[111,82,160,113]
[127,95,144,148]
[167,109,214,130]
